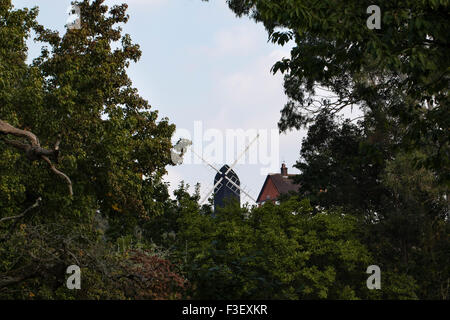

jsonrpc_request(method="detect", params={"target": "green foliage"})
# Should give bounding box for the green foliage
[0,0,178,299]
[290,110,449,299]
[224,0,449,183]
[293,110,389,213]
[1,0,448,300]
[221,0,449,299]
[151,192,377,299]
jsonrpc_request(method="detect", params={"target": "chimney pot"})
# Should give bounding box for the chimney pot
[281,163,288,176]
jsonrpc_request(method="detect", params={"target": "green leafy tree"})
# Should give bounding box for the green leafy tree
[221,0,449,299]
[291,111,449,299]
[293,110,391,213]
[0,0,177,298]
[159,193,377,299]
[224,0,449,182]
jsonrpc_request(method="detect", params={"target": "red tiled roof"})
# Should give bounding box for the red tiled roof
[256,173,300,203]
[270,174,299,194]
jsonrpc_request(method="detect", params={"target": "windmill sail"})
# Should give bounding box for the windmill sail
[194,133,259,210]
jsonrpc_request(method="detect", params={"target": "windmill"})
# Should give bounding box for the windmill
[192,134,259,211]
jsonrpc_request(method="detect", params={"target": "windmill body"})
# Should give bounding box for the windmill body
[193,134,260,211]
[214,165,240,211]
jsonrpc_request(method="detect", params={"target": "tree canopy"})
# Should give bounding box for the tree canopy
[0,0,178,299]
[225,0,449,182]
[0,0,448,300]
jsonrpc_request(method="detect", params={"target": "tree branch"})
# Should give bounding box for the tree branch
[42,156,73,196]
[0,119,39,146]
[0,119,72,196]
[0,197,42,223]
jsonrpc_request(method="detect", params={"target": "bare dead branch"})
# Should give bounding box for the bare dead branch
[42,156,73,196]
[0,119,39,146]
[0,197,42,224]
[0,119,72,196]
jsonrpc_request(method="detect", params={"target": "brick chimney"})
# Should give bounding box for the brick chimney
[281,163,288,176]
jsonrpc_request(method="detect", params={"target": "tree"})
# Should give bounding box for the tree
[153,191,377,300]
[292,111,449,299]
[222,0,449,299]
[0,0,176,298]
[378,150,449,299]
[293,110,391,213]
[224,0,449,182]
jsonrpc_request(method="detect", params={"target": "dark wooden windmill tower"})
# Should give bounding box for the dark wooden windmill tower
[213,164,240,211]
[192,134,260,211]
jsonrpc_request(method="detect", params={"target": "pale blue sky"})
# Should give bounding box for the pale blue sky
[12,0,314,204]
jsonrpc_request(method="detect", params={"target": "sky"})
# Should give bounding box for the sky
[11,0,358,205]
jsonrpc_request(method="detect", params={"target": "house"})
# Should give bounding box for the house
[256,163,300,206]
